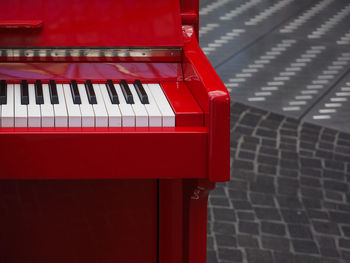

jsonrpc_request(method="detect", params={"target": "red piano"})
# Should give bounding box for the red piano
[0,0,230,262]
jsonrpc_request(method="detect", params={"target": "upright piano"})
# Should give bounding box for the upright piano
[0,0,230,262]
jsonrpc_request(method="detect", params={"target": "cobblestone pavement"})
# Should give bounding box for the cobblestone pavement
[207,103,350,263]
[201,0,350,262]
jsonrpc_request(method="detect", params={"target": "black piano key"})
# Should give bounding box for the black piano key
[134,80,149,104]
[120,80,134,104]
[0,80,6,104]
[20,80,29,105]
[70,80,81,104]
[85,80,97,104]
[106,80,119,104]
[35,80,44,104]
[49,80,59,104]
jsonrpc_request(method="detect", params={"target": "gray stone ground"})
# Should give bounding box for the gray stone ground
[207,103,350,263]
[201,0,350,262]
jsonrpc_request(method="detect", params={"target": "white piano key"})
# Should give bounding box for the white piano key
[63,84,81,127]
[147,84,175,127]
[129,84,148,127]
[92,84,108,127]
[98,84,122,127]
[27,84,41,127]
[53,84,68,127]
[78,84,95,127]
[142,84,162,127]
[14,84,27,127]
[1,84,14,127]
[41,84,55,127]
[114,83,135,127]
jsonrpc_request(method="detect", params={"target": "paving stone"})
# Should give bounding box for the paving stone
[320,248,340,258]
[213,222,236,235]
[235,125,254,136]
[277,196,301,208]
[258,155,279,166]
[215,234,237,247]
[246,248,273,263]
[316,236,337,249]
[258,164,277,175]
[228,180,248,190]
[261,221,286,236]
[274,252,296,263]
[324,160,345,171]
[300,177,321,188]
[312,221,340,235]
[341,250,350,260]
[259,146,279,157]
[301,158,322,168]
[240,113,262,127]
[210,197,230,207]
[238,150,256,160]
[232,200,252,210]
[288,224,313,239]
[249,193,275,206]
[237,211,255,221]
[233,159,254,171]
[324,181,348,192]
[281,210,309,224]
[339,238,350,249]
[329,211,350,224]
[238,221,259,235]
[302,198,321,209]
[280,168,299,177]
[301,187,324,199]
[262,236,290,251]
[307,210,329,220]
[295,255,320,263]
[228,189,247,200]
[292,240,319,254]
[237,235,259,248]
[207,251,218,263]
[261,138,277,148]
[301,168,322,177]
[218,248,243,262]
[250,175,275,194]
[213,208,236,222]
[325,191,344,202]
[254,207,281,221]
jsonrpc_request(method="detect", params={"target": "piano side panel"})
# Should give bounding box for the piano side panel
[182,30,230,182]
[0,62,182,82]
[0,179,157,263]
[0,128,207,179]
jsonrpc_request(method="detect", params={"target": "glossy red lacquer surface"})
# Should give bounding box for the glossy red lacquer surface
[0,180,157,263]
[182,27,230,182]
[0,0,183,47]
[0,62,182,82]
[161,81,203,126]
[159,179,183,263]
[0,128,208,179]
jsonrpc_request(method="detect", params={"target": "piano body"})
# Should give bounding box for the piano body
[0,0,230,262]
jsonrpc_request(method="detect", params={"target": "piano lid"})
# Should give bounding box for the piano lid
[0,0,183,48]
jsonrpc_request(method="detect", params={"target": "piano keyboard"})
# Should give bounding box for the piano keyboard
[0,80,175,127]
